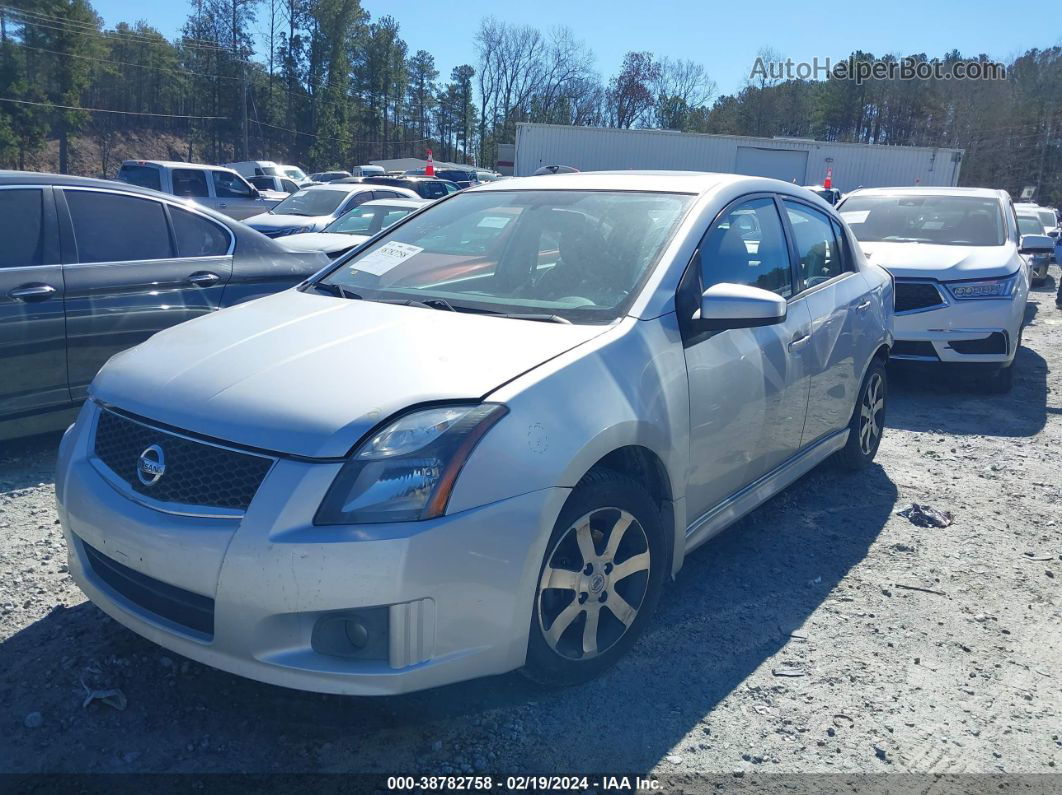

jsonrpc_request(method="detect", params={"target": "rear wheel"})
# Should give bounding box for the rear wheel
[523,470,666,686]
[836,359,886,470]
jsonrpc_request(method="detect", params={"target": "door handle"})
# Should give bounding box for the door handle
[9,283,57,301]
[218,203,228,208]
[855,299,872,312]
[788,333,811,352]
[188,271,221,286]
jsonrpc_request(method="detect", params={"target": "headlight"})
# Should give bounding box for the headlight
[945,273,1017,300]
[315,404,508,525]
[277,225,311,237]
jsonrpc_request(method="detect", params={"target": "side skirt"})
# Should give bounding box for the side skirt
[684,429,849,554]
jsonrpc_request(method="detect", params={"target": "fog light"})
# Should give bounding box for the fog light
[311,606,390,660]
[345,619,369,650]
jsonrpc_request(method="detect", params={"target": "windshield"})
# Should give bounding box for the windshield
[1018,215,1044,236]
[271,188,349,216]
[318,190,693,324]
[324,204,416,235]
[283,167,307,181]
[839,194,1005,246]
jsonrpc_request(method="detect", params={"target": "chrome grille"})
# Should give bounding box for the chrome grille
[93,408,273,512]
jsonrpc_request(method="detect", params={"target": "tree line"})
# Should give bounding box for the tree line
[0,1,1059,204]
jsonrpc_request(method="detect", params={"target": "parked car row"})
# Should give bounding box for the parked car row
[0,171,329,441]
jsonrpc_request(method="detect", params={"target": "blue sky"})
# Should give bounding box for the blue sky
[91,0,1058,95]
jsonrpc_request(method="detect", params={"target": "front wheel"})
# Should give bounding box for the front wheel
[522,470,666,686]
[836,359,887,470]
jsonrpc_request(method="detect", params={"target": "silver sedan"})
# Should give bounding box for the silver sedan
[57,172,893,694]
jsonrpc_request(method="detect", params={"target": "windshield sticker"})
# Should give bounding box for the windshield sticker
[351,241,423,275]
[477,215,512,229]
[840,210,870,224]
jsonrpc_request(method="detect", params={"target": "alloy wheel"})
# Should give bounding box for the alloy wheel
[859,371,885,455]
[537,507,651,661]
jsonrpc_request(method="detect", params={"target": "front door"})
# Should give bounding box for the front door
[0,186,69,424]
[211,170,269,220]
[59,188,232,400]
[683,195,813,520]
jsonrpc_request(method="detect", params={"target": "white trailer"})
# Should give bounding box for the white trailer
[514,123,964,192]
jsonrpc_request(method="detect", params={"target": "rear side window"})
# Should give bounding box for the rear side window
[0,188,45,268]
[783,201,845,287]
[172,169,210,198]
[421,182,447,199]
[171,207,230,257]
[117,165,162,192]
[248,176,275,190]
[700,197,793,298]
[65,191,174,263]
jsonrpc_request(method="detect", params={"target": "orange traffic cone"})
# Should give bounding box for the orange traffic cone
[426,149,435,177]
[823,167,833,190]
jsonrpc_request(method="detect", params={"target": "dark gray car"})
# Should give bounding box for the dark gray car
[0,171,328,441]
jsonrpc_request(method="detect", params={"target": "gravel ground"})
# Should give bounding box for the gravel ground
[1,280,1061,784]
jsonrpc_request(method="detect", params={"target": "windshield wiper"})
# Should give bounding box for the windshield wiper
[311,282,361,300]
[495,312,572,324]
[372,297,459,312]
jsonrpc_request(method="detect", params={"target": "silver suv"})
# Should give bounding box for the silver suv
[116,160,279,220]
[57,172,893,694]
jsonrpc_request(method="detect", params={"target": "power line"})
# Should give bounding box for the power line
[252,118,433,147]
[2,8,238,56]
[0,96,226,119]
[9,39,243,82]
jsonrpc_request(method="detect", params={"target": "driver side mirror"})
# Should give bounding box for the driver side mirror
[698,283,787,330]
[1020,234,1054,254]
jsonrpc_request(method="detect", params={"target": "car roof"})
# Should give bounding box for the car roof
[0,169,170,195]
[360,198,427,208]
[470,171,750,195]
[302,182,377,193]
[120,159,238,173]
[845,185,1006,200]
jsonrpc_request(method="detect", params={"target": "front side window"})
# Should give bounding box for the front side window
[318,190,694,324]
[0,188,45,268]
[249,176,275,190]
[212,171,253,198]
[325,206,378,235]
[699,197,792,298]
[839,194,1005,246]
[1036,210,1057,229]
[1017,215,1043,236]
[172,169,209,198]
[66,191,173,263]
[270,189,348,217]
[281,179,301,194]
[784,200,845,287]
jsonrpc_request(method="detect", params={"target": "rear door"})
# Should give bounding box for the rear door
[59,188,233,400]
[0,185,69,421]
[781,199,876,446]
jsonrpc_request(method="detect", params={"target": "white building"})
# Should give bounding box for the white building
[513,123,964,191]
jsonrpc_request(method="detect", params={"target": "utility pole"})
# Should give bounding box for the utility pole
[241,58,249,160]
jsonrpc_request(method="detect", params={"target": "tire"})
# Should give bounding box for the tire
[522,469,667,687]
[836,358,887,471]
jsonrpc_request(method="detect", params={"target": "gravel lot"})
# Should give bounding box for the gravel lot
[2,280,1061,783]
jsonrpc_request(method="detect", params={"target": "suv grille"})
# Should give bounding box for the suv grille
[895,281,945,313]
[93,408,273,512]
[82,540,214,637]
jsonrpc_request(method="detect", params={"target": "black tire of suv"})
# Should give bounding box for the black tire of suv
[522,470,667,687]
[836,358,887,471]
[983,361,1014,394]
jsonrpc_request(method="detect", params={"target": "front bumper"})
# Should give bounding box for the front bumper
[892,288,1025,365]
[57,402,568,695]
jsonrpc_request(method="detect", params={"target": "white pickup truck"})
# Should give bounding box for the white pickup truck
[116,160,283,220]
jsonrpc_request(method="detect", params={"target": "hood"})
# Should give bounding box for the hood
[280,232,369,254]
[91,290,608,458]
[244,212,331,233]
[858,241,1018,281]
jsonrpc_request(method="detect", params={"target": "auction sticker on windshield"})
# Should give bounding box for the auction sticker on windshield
[352,241,423,275]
